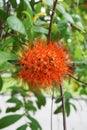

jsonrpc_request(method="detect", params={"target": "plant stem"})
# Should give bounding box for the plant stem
[69,74,87,86]
[50,93,54,130]
[48,0,58,43]
[59,84,67,130]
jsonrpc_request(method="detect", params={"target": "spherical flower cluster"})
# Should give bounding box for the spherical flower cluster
[18,39,73,90]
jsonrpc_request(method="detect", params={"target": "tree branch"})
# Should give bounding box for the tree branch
[59,84,67,130]
[48,0,58,43]
[50,94,54,130]
[69,74,87,86]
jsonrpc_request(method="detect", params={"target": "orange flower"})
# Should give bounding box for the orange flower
[18,39,73,90]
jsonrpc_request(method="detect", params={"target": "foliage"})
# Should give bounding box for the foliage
[0,0,87,129]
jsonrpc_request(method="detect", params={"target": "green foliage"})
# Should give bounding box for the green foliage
[16,124,28,130]
[27,114,42,130]
[34,92,46,109]
[6,96,23,113]
[0,114,23,129]
[0,76,3,91]
[25,100,37,112]
[7,16,27,36]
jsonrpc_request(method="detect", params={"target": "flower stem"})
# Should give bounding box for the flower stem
[48,0,58,43]
[59,84,67,130]
[51,94,54,130]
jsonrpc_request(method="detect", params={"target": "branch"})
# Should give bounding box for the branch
[69,74,87,86]
[50,94,54,130]
[59,84,67,130]
[48,0,58,43]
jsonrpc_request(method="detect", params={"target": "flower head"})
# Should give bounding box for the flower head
[18,39,73,90]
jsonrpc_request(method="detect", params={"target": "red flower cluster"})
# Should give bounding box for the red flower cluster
[18,39,72,90]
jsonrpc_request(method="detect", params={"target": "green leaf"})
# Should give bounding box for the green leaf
[23,11,34,42]
[0,114,23,129]
[0,62,12,71]
[24,0,32,10]
[9,0,17,8]
[0,108,2,113]
[43,0,53,6]
[65,101,70,116]
[0,51,18,65]
[6,105,21,113]
[70,103,77,111]
[7,16,27,36]
[17,0,32,18]
[25,100,37,112]
[34,26,48,34]
[34,92,46,109]
[64,13,74,24]
[0,76,3,91]
[27,114,42,130]
[17,124,28,130]
[56,4,65,14]
[0,37,14,51]
[60,2,70,12]
[64,91,72,99]
[0,9,7,21]
[74,45,83,59]
[10,87,27,97]
[54,105,62,114]
[34,3,42,13]
[6,96,23,112]
[57,20,68,37]
[7,97,23,105]
[55,97,61,103]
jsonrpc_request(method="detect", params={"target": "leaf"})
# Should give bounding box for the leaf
[70,103,77,111]
[0,51,18,65]
[34,26,48,34]
[17,0,32,18]
[33,12,46,23]
[43,0,53,6]
[0,114,23,129]
[7,16,27,35]
[6,97,23,113]
[54,105,62,114]
[64,91,72,99]
[56,4,65,14]
[34,3,42,13]
[57,20,68,37]
[10,87,27,97]
[0,108,2,113]
[34,92,46,109]
[55,97,61,103]
[9,0,17,8]
[24,0,32,10]
[7,97,23,105]
[0,62,12,71]
[0,76,3,91]
[16,124,28,130]
[6,105,21,113]
[25,100,37,112]
[0,37,14,50]
[27,114,42,130]
[64,13,74,24]
[65,101,70,116]
[72,24,85,33]
[74,45,83,59]
[22,11,34,42]
[0,9,7,21]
